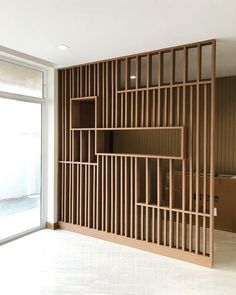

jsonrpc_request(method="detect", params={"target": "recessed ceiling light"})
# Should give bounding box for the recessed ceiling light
[57,44,70,50]
[130,75,136,79]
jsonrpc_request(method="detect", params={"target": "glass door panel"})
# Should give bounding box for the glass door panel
[0,98,41,240]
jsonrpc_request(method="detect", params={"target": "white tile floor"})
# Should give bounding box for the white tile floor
[0,229,235,295]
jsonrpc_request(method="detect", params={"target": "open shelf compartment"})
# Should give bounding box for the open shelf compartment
[96,127,186,159]
[71,96,96,129]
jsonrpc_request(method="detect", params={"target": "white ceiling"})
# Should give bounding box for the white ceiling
[0,0,236,77]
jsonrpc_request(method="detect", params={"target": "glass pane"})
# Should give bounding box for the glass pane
[0,60,43,98]
[0,98,41,240]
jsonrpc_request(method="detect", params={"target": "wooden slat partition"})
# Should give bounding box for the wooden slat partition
[57,39,216,267]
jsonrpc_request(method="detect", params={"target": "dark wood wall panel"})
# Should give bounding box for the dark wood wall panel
[57,39,216,267]
[216,76,236,175]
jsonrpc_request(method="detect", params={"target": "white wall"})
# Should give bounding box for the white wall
[44,68,57,224]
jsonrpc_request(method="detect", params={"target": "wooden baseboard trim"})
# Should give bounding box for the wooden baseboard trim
[58,221,212,268]
[45,222,59,230]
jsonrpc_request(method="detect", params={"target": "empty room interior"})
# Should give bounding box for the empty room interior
[0,1,236,294]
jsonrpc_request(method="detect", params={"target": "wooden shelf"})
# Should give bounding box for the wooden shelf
[96,128,186,159]
[96,126,183,130]
[59,161,97,166]
[96,152,182,160]
[71,128,96,131]
[71,98,95,129]
[71,96,96,101]
[58,39,216,267]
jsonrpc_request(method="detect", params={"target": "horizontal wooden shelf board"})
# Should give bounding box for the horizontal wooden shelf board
[59,161,97,166]
[136,203,211,217]
[71,128,96,131]
[96,126,184,131]
[96,152,183,160]
[71,96,97,101]
[117,80,212,93]
[58,222,212,268]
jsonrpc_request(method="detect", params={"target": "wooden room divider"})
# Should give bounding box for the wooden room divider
[57,39,216,267]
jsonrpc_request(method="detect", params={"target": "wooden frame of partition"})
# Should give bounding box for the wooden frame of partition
[57,39,216,267]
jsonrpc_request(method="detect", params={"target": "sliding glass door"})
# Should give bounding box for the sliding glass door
[0,59,44,241]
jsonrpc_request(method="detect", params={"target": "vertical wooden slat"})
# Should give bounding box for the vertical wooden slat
[135,157,138,239]
[203,84,207,214]
[189,85,193,252]
[146,90,149,127]
[85,165,88,227]
[131,92,134,127]
[169,159,173,247]
[79,164,82,226]
[125,58,128,128]
[210,40,216,262]
[71,161,75,224]
[64,70,68,222]
[195,44,201,254]
[115,60,118,128]
[124,157,128,237]
[76,164,79,225]
[152,90,156,127]
[115,156,118,234]
[61,164,64,221]
[93,165,96,229]
[152,208,155,243]
[157,159,161,245]
[176,87,180,125]
[88,165,91,227]
[157,52,161,126]
[141,205,144,241]
[111,61,114,128]
[111,156,114,233]
[141,91,144,127]
[106,62,109,128]
[105,156,110,232]
[145,158,149,242]
[125,93,128,127]
[61,70,65,221]
[176,212,179,249]
[164,88,167,126]
[135,91,138,127]
[101,156,105,231]
[120,157,123,235]
[130,157,133,238]
[102,63,105,127]
[164,210,167,246]
[121,93,124,127]
[182,46,187,251]
[96,156,100,229]
[169,50,174,247]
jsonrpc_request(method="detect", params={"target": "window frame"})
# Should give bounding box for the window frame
[0,56,47,245]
